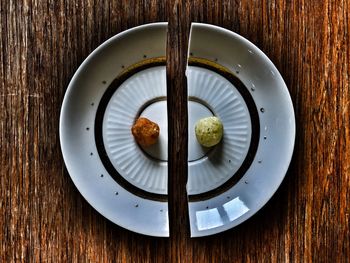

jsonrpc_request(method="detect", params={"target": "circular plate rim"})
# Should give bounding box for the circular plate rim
[187,23,296,237]
[59,22,170,237]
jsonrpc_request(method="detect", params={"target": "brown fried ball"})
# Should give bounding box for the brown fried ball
[131,117,160,147]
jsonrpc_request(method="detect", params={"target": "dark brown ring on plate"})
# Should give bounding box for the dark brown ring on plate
[95,56,260,202]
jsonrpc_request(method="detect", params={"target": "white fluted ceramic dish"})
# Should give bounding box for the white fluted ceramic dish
[187,66,252,194]
[60,23,169,237]
[187,23,295,237]
[103,66,168,195]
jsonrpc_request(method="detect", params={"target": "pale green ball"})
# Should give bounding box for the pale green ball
[195,116,223,147]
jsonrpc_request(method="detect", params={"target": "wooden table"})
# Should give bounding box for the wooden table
[1,0,349,262]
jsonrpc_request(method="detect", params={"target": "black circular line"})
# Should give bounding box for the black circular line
[95,57,260,203]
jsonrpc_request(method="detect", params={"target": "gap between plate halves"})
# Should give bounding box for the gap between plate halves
[166,14,191,239]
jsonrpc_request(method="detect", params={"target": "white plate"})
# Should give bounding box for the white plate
[60,23,170,237]
[187,23,295,237]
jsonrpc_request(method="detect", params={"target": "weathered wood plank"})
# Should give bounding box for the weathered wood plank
[0,0,349,262]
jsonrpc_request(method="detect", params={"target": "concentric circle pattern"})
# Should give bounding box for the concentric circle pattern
[61,22,295,238]
[187,66,252,195]
[103,66,168,195]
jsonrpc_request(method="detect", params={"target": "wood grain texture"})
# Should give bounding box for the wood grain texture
[0,0,349,262]
[167,0,191,259]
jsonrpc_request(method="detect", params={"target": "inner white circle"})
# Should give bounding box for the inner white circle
[187,66,252,195]
[140,100,168,161]
[102,66,167,195]
[188,101,213,161]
